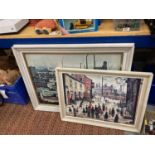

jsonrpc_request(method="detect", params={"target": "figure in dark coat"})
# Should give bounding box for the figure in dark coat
[112,108,115,117]
[98,104,102,113]
[91,106,95,118]
[104,111,109,120]
[120,108,123,116]
[79,97,84,107]
[95,105,99,119]
[114,114,119,123]
[83,108,86,114]
[95,105,98,111]
[102,103,105,112]
[69,107,72,113]
[86,105,88,113]
[102,61,108,70]
[87,106,91,118]
[73,107,76,117]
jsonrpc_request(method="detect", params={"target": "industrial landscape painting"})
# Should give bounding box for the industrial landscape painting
[62,73,141,124]
[25,53,122,104]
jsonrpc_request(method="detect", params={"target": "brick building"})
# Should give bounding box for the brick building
[63,73,85,105]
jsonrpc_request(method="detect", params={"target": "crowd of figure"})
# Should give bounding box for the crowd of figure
[68,101,128,123]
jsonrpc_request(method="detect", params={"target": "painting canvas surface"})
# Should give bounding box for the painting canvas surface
[25,53,122,105]
[62,73,142,125]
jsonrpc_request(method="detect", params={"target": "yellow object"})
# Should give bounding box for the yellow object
[145,119,148,125]
[74,19,93,29]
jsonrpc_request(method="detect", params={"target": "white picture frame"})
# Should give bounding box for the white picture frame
[12,43,134,112]
[56,67,153,132]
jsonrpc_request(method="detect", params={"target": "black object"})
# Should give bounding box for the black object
[153,122,155,130]
[145,125,150,133]
[104,111,108,120]
[70,23,74,30]
[144,19,155,35]
[0,93,4,106]
[114,114,119,123]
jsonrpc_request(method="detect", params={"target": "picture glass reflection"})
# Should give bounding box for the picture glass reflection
[25,53,122,105]
[63,73,142,125]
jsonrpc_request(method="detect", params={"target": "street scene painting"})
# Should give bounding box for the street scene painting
[25,53,122,105]
[63,73,142,124]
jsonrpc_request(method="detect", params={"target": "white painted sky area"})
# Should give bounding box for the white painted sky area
[80,74,127,92]
[25,53,122,70]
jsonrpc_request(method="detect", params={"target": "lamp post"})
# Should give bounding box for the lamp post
[93,54,96,69]
[102,76,103,97]
[80,63,82,68]
[86,54,88,69]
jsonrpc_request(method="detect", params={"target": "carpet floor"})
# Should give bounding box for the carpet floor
[0,103,124,135]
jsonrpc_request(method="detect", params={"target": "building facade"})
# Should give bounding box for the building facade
[93,84,126,102]
[71,74,94,99]
[29,66,57,103]
[126,78,141,118]
[64,73,85,105]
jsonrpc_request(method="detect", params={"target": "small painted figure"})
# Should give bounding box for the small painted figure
[83,108,86,114]
[86,105,88,113]
[73,106,76,117]
[102,61,108,70]
[102,103,105,112]
[69,107,72,113]
[120,108,124,116]
[104,111,109,120]
[112,108,115,117]
[91,106,95,118]
[114,114,119,123]
[87,106,91,118]
[95,105,99,119]
[98,103,102,113]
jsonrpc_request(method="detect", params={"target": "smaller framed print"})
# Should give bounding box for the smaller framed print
[12,43,134,112]
[56,67,153,132]
[59,19,99,33]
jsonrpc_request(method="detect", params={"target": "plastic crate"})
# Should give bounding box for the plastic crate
[114,19,141,31]
[58,19,99,34]
[0,76,29,105]
[143,64,155,105]
[149,80,155,105]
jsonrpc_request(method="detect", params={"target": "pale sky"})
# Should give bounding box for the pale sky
[25,53,122,70]
[82,74,127,92]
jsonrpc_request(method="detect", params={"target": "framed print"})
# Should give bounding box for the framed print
[12,43,134,112]
[56,67,153,132]
[58,19,99,33]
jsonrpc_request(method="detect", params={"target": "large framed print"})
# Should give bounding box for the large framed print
[56,67,153,132]
[12,43,134,112]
